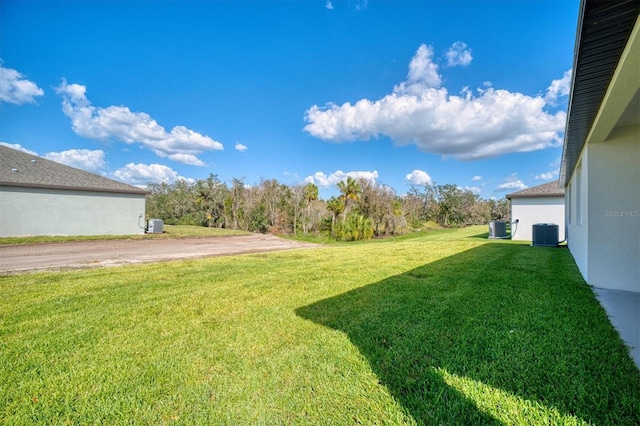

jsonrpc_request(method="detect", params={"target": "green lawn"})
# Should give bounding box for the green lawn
[1,226,638,424]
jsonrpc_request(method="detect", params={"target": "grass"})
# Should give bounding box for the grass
[1,226,638,424]
[0,225,250,245]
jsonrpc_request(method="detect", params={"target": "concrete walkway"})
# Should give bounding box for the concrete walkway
[593,287,640,370]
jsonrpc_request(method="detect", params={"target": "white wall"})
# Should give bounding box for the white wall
[586,128,639,292]
[567,127,640,292]
[511,196,565,242]
[566,155,590,281]
[0,187,146,237]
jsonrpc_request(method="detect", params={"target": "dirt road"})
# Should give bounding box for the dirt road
[0,235,319,274]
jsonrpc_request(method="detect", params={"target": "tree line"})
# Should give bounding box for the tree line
[146,174,510,241]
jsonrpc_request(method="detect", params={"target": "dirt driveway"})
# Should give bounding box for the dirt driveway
[0,235,319,274]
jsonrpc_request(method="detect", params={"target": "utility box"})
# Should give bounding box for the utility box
[532,223,558,247]
[147,219,164,234]
[488,221,507,239]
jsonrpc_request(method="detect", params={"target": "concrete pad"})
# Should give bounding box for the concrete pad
[593,287,640,370]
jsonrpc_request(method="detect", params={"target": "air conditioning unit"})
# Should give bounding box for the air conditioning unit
[147,219,164,234]
[532,223,558,247]
[488,220,507,239]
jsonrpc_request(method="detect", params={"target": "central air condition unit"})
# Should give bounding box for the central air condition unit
[532,223,558,247]
[488,220,507,239]
[147,219,164,234]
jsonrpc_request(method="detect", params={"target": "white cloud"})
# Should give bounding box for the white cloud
[0,142,38,155]
[544,69,572,104]
[535,172,554,180]
[304,44,566,161]
[534,168,559,180]
[495,174,528,192]
[0,64,44,105]
[445,41,473,67]
[393,44,441,94]
[405,169,432,185]
[44,149,107,172]
[235,143,248,152]
[113,163,195,186]
[471,175,482,181]
[304,170,378,188]
[325,0,333,10]
[55,80,223,166]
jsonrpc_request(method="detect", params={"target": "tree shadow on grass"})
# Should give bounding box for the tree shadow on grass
[296,243,640,425]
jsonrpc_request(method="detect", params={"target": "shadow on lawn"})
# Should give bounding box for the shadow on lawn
[296,243,640,425]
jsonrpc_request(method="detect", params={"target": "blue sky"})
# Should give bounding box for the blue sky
[1,0,578,199]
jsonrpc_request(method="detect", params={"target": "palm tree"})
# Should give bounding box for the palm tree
[303,183,319,234]
[326,196,344,237]
[336,177,361,220]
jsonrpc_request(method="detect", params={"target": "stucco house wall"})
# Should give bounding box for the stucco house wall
[565,160,589,280]
[506,182,565,242]
[0,186,146,237]
[510,197,565,242]
[566,127,640,292]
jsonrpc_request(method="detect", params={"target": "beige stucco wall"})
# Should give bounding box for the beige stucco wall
[510,196,565,242]
[0,186,146,237]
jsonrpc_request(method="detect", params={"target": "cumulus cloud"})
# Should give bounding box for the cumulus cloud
[235,143,248,152]
[495,174,528,192]
[0,142,38,155]
[545,69,572,104]
[405,169,432,185]
[325,0,333,10]
[55,80,223,166]
[113,163,195,187]
[304,170,378,188]
[446,41,473,67]
[394,44,442,94]
[44,149,107,172]
[535,168,559,180]
[535,172,554,180]
[0,64,44,105]
[471,175,482,181]
[304,44,566,161]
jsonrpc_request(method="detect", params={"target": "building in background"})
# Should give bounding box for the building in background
[0,145,148,237]
[506,182,565,242]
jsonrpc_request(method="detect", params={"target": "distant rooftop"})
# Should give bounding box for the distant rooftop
[0,145,148,195]
[505,181,565,200]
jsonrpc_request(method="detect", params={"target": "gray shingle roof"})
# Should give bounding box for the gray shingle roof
[0,145,148,195]
[505,181,565,199]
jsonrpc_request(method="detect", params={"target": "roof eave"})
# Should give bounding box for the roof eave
[506,193,565,200]
[560,0,640,187]
[0,181,150,195]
